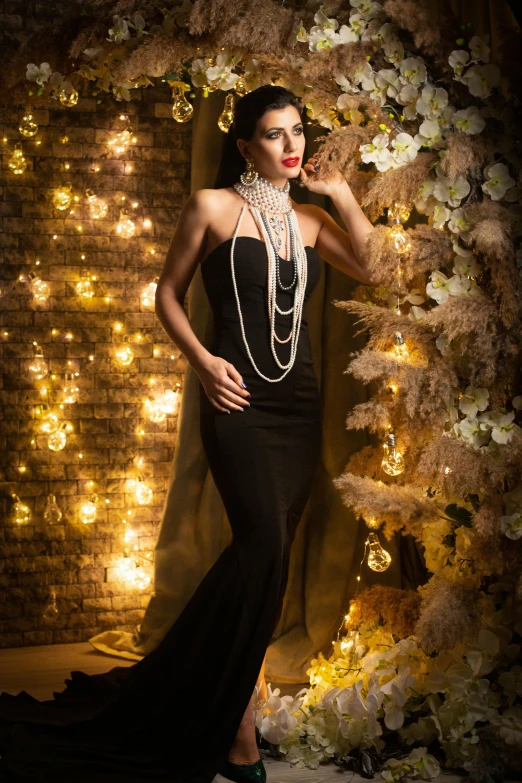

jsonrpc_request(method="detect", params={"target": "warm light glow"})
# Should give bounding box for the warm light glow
[367,532,392,571]
[381,432,404,476]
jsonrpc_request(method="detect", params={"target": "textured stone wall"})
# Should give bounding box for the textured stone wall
[0,8,192,647]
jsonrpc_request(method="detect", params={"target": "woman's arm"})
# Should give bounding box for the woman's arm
[155,189,216,372]
[155,190,251,413]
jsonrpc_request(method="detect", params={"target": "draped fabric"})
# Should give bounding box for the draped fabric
[89,0,517,682]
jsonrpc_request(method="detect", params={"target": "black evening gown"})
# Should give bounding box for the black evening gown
[0,236,323,782]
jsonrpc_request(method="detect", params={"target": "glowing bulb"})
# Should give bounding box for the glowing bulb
[108,128,132,155]
[86,190,108,219]
[135,477,153,505]
[218,92,235,133]
[63,372,80,404]
[29,345,48,379]
[171,81,194,123]
[115,336,134,366]
[393,332,408,359]
[389,222,411,254]
[19,113,38,138]
[43,494,63,524]
[141,280,157,307]
[8,143,27,174]
[80,494,98,524]
[59,87,79,107]
[116,211,136,239]
[48,423,67,451]
[340,629,360,654]
[387,202,411,224]
[11,493,31,524]
[143,218,152,229]
[367,532,392,571]
[53,186,73,211]
[39,407,60,433]
[381,432,404,476]
[28,272,50,302]
[76,272,94,298]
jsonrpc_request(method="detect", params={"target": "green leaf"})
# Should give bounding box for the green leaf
[444,504,472,526]
[468,493,480,512]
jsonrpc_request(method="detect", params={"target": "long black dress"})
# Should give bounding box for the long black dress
[0,235,323,782]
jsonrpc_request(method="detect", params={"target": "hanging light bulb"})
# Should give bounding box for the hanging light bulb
[388,221,411,254]
[340,628,360,655]
[141,279,158,307]
[39,404,60,433]
[62,372,80,404]
[144,396,166,423]
[160,386,181,416]
[131,564,151,590]
[42,590,60,621]
[115,335,134,366]
[393,331,408,359]
[116,210,136,239]
[85,189,108,219]
[29,344,48,379]
[11,493,31,525]
[53,185,73,211]
[387,201,411,224]
[234,76,248,97]
[381,431,405,476]
[58,87,79,107]
[28,272,50,303]
[48,422,67,451]
[43,493,63,524]
[8,143,27,175]
[79,494,98,524]
[367,532,392,571]
[217,93,235,133]
[171,81,194,123]
[19,113,38,138]
[76,271,94,298]
[135,475,153,505]
[119,555,151,589]
[108,128,132,155]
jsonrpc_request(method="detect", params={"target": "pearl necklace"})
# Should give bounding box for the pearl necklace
[230,175,308,383]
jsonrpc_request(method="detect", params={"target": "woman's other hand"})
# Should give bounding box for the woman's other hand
[196,355,251,413]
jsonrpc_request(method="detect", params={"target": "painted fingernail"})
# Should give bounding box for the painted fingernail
[238,407,244,412]
[314,165,319,171]
[226,410,231,414]
[241,382,247,388]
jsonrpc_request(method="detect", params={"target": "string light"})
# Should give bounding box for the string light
[11,494,31,525]
[44,493,63,524]
[171,81,194,123]
[79,494,98,524]
[48,422,68,451]
[63,372,80,404]
[218,92,235,132]
[135,475,153,505]
[115,335,134,366]
[58,87,79,107]
[108,128,133,155]
[367,532,392,571]
[393,331,408,359]
[53,186,73,210]
[141,279,158,307]
[28,272,50,302]
[116,210,136,239]
[29,343,48,379]
[86,189,108,219]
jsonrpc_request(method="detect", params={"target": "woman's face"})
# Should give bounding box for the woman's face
[237,104,306,186]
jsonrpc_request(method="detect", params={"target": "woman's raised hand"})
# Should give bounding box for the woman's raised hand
[196,355,251,413]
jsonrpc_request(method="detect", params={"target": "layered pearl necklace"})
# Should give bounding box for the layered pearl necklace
[231,174,308,383]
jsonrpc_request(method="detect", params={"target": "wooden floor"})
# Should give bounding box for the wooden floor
[0,642,470,782]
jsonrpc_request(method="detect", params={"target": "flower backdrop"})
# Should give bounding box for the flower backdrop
[6,0,522,779]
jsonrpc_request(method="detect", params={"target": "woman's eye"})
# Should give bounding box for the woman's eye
[267,128,303,139]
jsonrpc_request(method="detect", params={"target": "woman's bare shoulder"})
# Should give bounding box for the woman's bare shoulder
[190,187,236,215]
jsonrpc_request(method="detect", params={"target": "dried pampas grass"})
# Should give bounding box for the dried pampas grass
[414,575,481,652]
[361,151,438,221]
[440,132,493,181]
[349,585,422,638]
[332,472,439,538]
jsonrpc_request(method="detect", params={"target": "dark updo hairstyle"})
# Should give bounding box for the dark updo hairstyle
[213,84,305,189]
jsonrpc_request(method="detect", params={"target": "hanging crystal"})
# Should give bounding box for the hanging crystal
[44,493,63,524]
[367,532,392,571]
[381,432,405,476]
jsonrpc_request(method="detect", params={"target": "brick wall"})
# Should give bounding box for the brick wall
[0,7,193,647]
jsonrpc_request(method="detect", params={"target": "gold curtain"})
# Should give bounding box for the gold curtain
[89,0,518,682]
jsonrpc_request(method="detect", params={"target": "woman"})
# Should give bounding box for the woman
[0,85,379,783]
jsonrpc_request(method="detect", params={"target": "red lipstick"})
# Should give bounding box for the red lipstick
[282,157,300,167]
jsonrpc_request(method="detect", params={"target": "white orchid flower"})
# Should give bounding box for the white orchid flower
[408,305,426,322]
[414,119,442,147]
[383,37,404,64]
[340,14,367,40]
[107,15,130,43]
[360,133,393,171]
[480,410,520,444]
[350,0,382,19]
[190,58,210,88]
[313,7,338,29]
[399,56,427,86]
[426,201,451,228]
[426,271,470,303]
[377,68,401,97]
[26,62,51,85]
[260,704,298,744]
[206,53,239,90]
[382,667,416,730]
[391,132,421,164]
[352,61,374,89]
[336,73,359,94]
[459,387,489,417]
[416,85,449,119]
[482,162,516,201]
[308,27,342,50]
[448,208,471,234]
[433,175,470,207]
[407,747,441,779]
[500,513,522,540]
[448,49,470,76]
[461,63,501,98]
[457,416,491,447]
[469,35,491,63]
[453,250,479,278]
[452,105,486,135]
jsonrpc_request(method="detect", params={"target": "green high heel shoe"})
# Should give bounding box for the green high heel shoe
[217,756,267,782]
